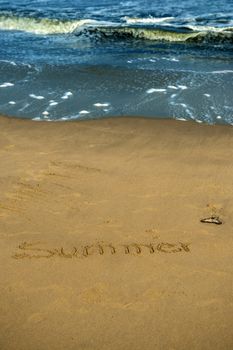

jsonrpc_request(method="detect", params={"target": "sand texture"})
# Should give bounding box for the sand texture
[0,115,233,349]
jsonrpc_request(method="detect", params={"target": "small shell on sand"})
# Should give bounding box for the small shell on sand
[200,216,222,225]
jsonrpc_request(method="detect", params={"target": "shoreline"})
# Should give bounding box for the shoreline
[1,114,233,349]
[0,112,230,126]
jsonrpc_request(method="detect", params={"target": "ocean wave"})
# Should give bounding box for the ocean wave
[0,14,97,34]
[0,14,232,45]
[76,26,233,44]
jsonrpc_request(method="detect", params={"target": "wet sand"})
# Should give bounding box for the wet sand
[0,115,233,349]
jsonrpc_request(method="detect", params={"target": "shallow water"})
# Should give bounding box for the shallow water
[0,0,232,123]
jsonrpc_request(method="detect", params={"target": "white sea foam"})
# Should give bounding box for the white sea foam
[8,101,16,105]
[224,106,233,110]
[70,115,80,120]
[123,16,174,24]
[61,91,73,100]
[146,88,166,94]
[19,103,30,112]
[176,117,187,121]
[49,101,58,106]
[79,110,90,115]
[186,25,231,33]
[0,82,14,88]
[42,111,49,116]
[162,57,179,62]
[23,63,32,68]
[61,91,73,99]
[168,85,178,90]
[216,115,222,119]
[204,93,211,97]
[29,94,45,100]
[0,60,17,66]
[171,94,177,99]
[211,70,233,74]
[94,102,110,107]
[178,85,188,90]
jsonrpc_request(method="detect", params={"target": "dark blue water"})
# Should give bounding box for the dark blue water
[0,0,233,123]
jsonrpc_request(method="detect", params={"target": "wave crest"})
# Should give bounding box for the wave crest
[76,26,233,44]
[0,14,232,45]
[0,14,97,34]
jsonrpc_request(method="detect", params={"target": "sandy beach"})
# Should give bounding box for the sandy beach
[0,114,233,349]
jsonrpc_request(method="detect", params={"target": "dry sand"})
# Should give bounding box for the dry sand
[0,115,233,349]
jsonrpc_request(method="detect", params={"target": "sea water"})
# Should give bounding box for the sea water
[0,0,232,123]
